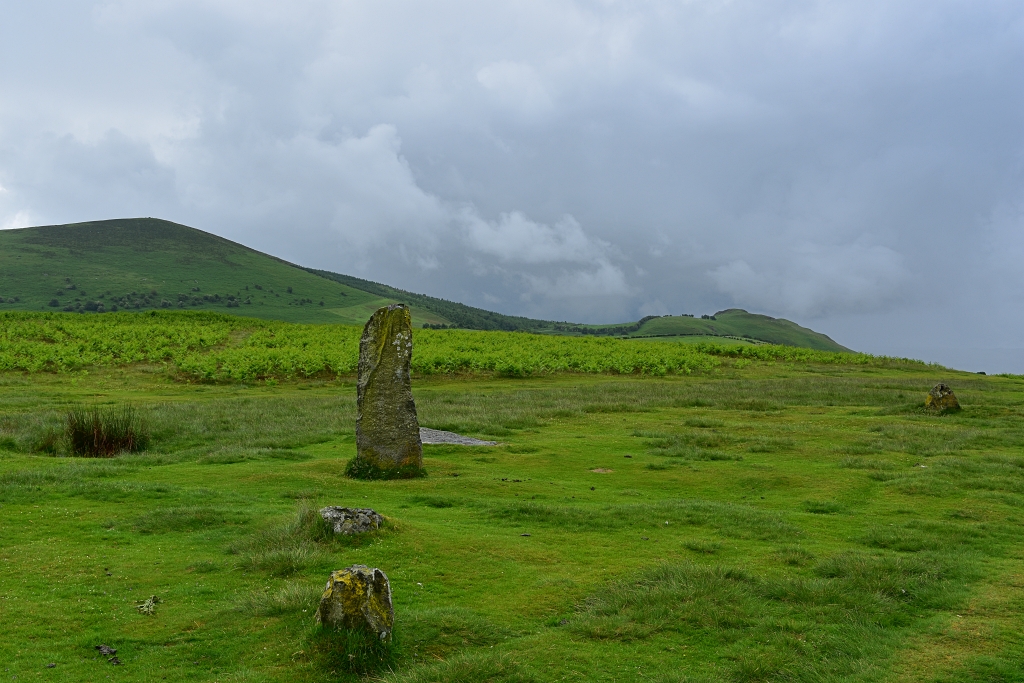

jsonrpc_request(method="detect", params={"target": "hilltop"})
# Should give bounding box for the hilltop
[0,218,450,327]
[0,218,848,351]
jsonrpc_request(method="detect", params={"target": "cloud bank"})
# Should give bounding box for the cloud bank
[1,0,1023,366]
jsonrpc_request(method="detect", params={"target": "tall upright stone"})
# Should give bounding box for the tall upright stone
[351,304,423,477]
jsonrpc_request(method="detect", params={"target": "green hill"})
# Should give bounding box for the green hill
[0,218,452,327]
[634,309,849,351]
[0,217,850,351]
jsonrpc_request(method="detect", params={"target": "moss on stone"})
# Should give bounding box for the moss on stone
[353,304,424,476]
[316,565,394,642]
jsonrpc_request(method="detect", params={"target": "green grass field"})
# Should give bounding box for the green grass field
[1,330,1022,682]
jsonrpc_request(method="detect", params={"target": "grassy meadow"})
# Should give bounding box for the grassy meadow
[1,317,1023,682]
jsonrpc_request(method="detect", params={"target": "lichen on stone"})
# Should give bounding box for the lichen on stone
[925,383,960,412]
[316,565,394,641]
[352,304,424,478]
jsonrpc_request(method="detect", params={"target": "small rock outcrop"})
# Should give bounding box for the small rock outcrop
[352,304,423,478]
[319,506,383,535]
[925,383,960,411]
[316,565,394,641]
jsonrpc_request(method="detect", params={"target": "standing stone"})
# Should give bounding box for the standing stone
[925,383,960,411]
[353,304,423,477]
[316,565,394,641]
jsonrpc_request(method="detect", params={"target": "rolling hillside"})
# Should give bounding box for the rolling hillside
[0,218,451,327]
[0,218,850,351]
[633,309,849,351]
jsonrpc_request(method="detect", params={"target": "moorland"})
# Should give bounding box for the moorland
[1,310,1023,682]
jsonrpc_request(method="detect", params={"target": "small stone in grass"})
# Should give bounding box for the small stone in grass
[520,533,531,537]
[319,507,383,535]
[925,383,960,412]
[316,565,394,642]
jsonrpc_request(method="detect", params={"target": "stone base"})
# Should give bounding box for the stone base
[345,457,426,480]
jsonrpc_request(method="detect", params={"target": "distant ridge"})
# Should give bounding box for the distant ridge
[0,217,850,351]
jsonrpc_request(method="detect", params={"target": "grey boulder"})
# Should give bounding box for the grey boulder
[319,506,384,535]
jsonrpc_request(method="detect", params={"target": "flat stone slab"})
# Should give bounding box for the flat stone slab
[419,428,497,446]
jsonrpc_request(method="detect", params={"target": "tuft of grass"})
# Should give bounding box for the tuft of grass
[66,404,149,457]
[242,581,323,617]
[307,623,399,676]
[377,652,540,683]
[775,545,815,566]
[230,503,382,577]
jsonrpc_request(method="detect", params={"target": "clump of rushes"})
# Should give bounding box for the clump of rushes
[66,405,149,457]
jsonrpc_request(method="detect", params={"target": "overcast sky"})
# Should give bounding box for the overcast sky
[2,1,1023,371]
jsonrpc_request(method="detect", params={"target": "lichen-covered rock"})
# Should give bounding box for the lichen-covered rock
[925,383,960,411]
[316,565,394,641]
[319,506,383,535]
[354,304,423,476]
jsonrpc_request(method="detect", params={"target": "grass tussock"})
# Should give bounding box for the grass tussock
[307,624,399,676]
[376,652,540,683]
[230,503,384,577]
[242,582,323,617]
[66,404,149,457]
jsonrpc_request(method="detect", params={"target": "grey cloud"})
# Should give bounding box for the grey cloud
[1,0,1023,368]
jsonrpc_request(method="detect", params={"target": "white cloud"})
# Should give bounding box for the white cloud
[1,210,33,231]
[459,211,607,264]
[709,242,908,317]
[523,258,629,299]
[477,61,553,118]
